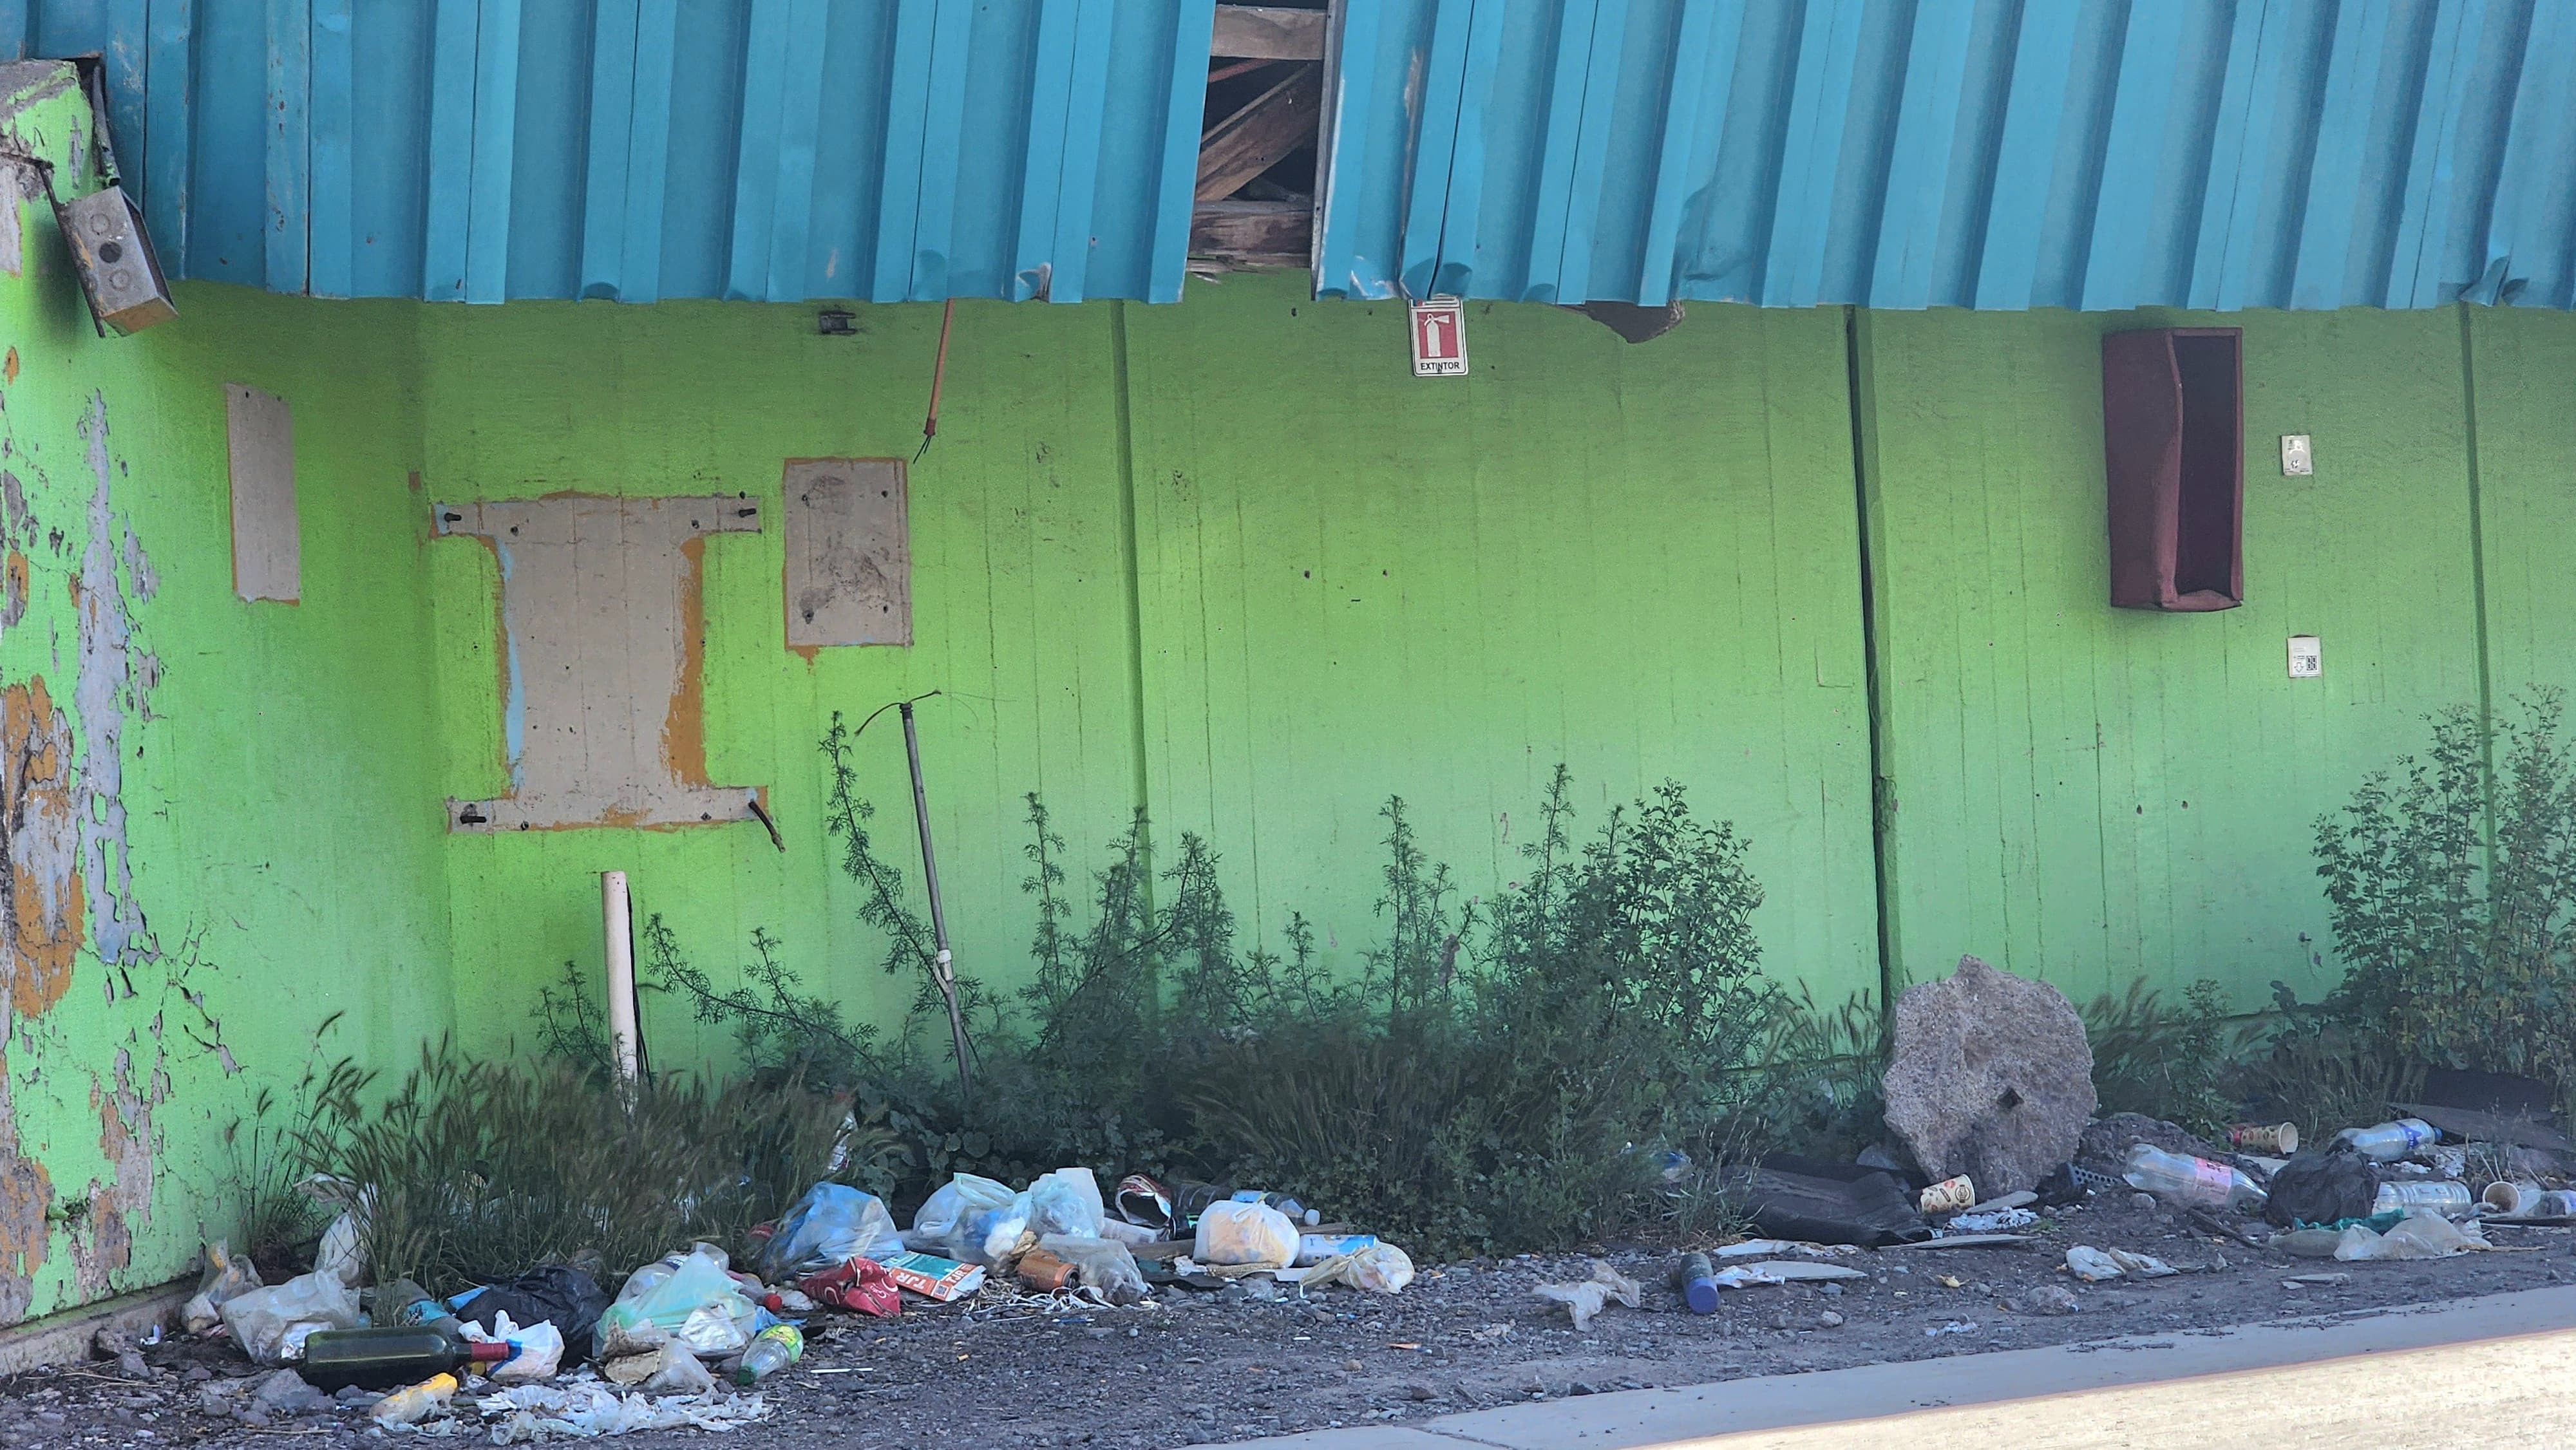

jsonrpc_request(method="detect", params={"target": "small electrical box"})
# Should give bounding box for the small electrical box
[2288,636,2322,679]
[2281,435,2313,476]
[57,185,176,335]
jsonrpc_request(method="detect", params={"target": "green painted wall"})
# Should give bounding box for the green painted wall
[10,109,2576,1327]
[1861,308,2490,1011]
[420,277,1881,1066]
[0,71,450,1321]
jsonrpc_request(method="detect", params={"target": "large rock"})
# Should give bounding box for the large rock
[1882,956,2096,1196]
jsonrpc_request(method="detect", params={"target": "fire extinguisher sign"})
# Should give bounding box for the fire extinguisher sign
[1409,299,1468,377]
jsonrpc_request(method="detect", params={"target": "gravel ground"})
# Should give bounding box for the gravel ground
[5,1193,2573,1449]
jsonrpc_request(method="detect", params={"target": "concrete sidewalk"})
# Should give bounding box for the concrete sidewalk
[1217,1285,2576,1449]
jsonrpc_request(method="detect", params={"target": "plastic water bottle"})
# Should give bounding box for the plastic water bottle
[734,1324,803,1387]
[2121,1144,2267,1212]
[1672,1252,1719,1315]
[2333,1118,2439,1162]
[2372,1181,2473,1216]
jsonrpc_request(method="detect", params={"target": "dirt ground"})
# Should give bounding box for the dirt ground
[4,1195,2573,1449]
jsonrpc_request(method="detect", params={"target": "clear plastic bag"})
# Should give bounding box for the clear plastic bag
[1036,1234,1146,1305]
[1028,1168,1106,1239]
[182,1241,262,1334]
[220,1270,361,1366]
[1193,1200,1298,1268]
[1300,1243,1415,1294]
[755,1183,904,1281]
[907,1173,1018,1262]
[597,1246,753,1359]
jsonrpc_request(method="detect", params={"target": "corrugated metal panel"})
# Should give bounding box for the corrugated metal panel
[1316,0,2576,311]
[10,0,1217,303]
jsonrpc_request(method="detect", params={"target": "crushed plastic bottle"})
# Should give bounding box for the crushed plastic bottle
[2121,1143,2267,1213]
[369,1372,459,1426]
[733,1324,803,1387]
[2333,1118,2439,1163]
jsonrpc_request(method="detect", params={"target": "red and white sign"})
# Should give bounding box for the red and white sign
[1410,299,1468,377]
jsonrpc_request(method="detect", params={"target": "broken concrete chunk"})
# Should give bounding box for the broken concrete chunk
[1882,956,2096,1196]
[1532,1260,1642,1330]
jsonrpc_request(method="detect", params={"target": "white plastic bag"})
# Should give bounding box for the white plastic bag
[1193,1200,1298,1268]
[498,1320,562,1382]
[1533,1260,1641,1329]
[1028,1168,1106,1238]
[221,1270,360,1366]
[1298,1243,1416,1295]
[182,1241,262,1333]
[313,1213,365,1290]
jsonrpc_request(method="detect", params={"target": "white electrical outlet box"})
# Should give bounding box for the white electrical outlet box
[2281,434,2313,476]
[2288,636,2322,678]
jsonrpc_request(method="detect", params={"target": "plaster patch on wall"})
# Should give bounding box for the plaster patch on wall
[223,386,298,603]
[435,494,766,832]
[75,392,154,973]
[783,459,911,647]
[0,1058,49,1322]
[0,677,82,1018]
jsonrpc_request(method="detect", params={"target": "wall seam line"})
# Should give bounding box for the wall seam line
[1110,299,1155,892]
[2457,299,2497,866]
[1842,304,1901,1017]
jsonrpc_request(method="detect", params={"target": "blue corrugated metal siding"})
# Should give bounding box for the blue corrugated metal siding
[10,0,1217,303]
[1318,0,2576,311]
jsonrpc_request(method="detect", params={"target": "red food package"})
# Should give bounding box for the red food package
[797,1256,901,1318]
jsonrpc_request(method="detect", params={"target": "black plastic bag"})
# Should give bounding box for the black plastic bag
[1731,1154,1932,1247]
[2262,1147,2380,1228]
[451,1264,612,1362]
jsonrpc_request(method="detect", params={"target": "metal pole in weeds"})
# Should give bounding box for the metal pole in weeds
[900,701,973,1099]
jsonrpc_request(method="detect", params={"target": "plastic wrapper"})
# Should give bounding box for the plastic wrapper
[1036,1234,1146,1305]
[1533,1260,1640,1329]
[597,1245,754,1360]
[756,1183,904,1282]
[2335,1212,2490,1261]
[476,1382,770,1442]
[1193,1200,1298,1268]
[1297,1243,1416,1295]
[222,1270,361,1366]
[182,1241,262,1334]
[1028,1168,1106,1238]
[603,1341,714,1394]
[796,1257,902,1317]
[879,1251,985,1301]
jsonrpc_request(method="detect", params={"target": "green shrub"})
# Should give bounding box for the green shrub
[296,1042,889,1294]
[2081,977,2234,1133]
[2316,692,2576,1103]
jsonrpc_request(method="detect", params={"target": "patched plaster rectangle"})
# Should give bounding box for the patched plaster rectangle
[433,493,764,833]
[223,384,298,603]
[784,458,910,647]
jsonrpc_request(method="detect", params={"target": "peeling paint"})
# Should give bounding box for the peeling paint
[68,1050,153,1297]
[75,393,153,972]
[0,1057,48,1323]
[0,676,82,1018]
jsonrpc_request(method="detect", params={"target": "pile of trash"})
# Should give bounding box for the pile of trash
[1532,957,2575,1332]
[158,1164,1416,1438]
